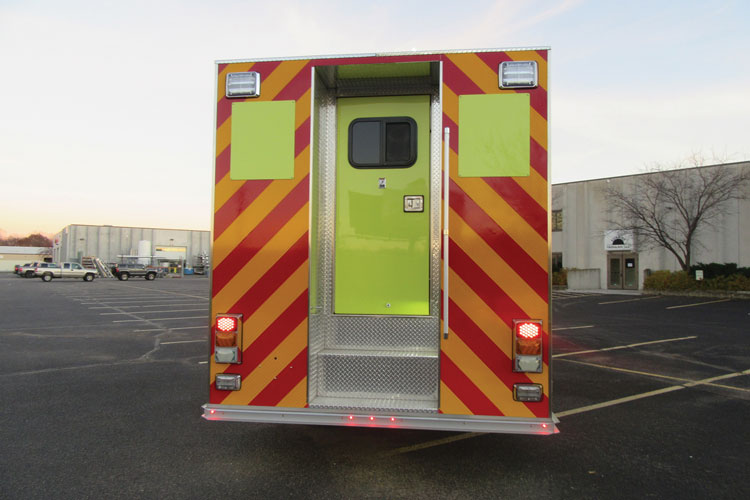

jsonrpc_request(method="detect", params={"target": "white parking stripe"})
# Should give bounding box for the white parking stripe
[666,299,731,309]
[553,335,697,358]
[556,369,750,418]
[101,309,207,315]
[552,325,595,331]
[90,303,206,309]
[598,296,661,305]
[113,316,206,323]
[83,298,207,304]
[116,283,208,299]
[133,326,207,332]
[385,433,485,455]
[75,293,173,302]
[161,340,206,345]
[378,368,750,453]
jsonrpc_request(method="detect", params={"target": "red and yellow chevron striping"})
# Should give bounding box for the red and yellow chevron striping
[210,59,313,408]
[440,50,550,418]
[209,50,550,420]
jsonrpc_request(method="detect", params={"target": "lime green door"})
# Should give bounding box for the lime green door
[335,95,431,315]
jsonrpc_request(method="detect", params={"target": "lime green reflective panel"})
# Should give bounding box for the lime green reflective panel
[335,95,430,315]
[458,94,530,177]
[230,100,295,180]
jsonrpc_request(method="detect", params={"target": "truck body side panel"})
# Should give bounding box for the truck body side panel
[210,59,314,407]
[440,50,550,418]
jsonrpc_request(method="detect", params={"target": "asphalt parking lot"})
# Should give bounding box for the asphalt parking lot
[1,274,748,499]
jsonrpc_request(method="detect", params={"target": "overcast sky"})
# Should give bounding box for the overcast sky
[1,0,748,237]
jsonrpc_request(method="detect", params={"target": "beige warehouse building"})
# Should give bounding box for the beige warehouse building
[551,161,749,290]
[0,247,52,272]
[52,224,210,271]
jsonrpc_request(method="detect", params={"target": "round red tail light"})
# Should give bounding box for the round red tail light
[516,321,541,339]
[217,316,238,333]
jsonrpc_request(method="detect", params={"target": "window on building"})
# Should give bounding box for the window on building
[552,253,563,273]
[552,209,563,232]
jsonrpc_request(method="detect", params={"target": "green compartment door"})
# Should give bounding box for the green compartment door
[334,95,431,316]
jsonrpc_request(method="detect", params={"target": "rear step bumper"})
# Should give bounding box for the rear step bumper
[202,404,559,435]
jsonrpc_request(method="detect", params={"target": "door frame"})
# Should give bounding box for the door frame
[307,62,443,404]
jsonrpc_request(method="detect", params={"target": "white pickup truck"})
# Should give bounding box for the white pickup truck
[35,262,98,282]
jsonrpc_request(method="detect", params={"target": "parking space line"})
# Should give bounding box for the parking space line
[77,296,172,301]
[161,340,206,345]
[89,302,207,309]
[83,298,207,305]
[556,386,684,418]
[559,358,749,393]
[116,284,208,300]
[383,432,485,456]
[552,325,594,331]
[553,335,697,358]
[113,316,206,323]
[133,326,207,332]
[666,299,731,309]
[598,296,661,305]
[100,309,207,315]
[558,358,697,383]
[556,368,750,418]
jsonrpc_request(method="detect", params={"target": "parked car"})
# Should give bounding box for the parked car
[35,262,98,282]
[110,262,158,281]
[14,263,30,275]
[19,261,53,278]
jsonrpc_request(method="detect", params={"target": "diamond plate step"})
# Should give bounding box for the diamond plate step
[317,349,439,400]
[327,316,440,351]
[309,396,438,413]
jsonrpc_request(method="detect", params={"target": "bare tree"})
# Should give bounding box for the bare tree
[604,157,749,271]
[0,232,53,247]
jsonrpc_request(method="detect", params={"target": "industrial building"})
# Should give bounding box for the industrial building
[552,161,749,290]
[0,246,52,272]
[52,224,210,273]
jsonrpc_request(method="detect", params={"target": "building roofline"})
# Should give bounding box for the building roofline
[57,224,210,234]
[552,160,750,186]
[0,246,51,254]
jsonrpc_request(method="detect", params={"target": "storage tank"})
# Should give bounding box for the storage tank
[137,240,151,265]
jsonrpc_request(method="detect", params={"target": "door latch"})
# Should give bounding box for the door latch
[403,195,424,212]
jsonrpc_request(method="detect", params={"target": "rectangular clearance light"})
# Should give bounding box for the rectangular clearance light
[514,384,543,402]
[499,61,538,89]
[215,374,241,391]
[226,71,261,98]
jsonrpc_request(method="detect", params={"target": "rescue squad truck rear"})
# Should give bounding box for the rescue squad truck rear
[203,48,556,434]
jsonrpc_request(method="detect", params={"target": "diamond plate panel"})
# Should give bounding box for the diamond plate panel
[309,396,438,413]
[319,350,439,399]
[330,316,438,350]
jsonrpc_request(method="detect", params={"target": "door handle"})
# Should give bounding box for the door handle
[403,195,424,212]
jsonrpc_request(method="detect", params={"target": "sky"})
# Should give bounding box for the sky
[1,0,748,237]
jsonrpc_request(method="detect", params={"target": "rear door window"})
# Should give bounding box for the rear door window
[349,117,417,168]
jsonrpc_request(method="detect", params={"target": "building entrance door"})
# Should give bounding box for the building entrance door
[608,252,638,290]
